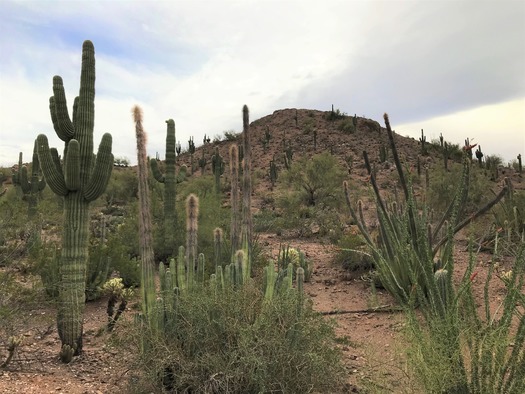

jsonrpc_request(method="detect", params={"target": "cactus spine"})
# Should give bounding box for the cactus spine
[150,119,178,257]
[36,40,113,363]
[241,105,253,274]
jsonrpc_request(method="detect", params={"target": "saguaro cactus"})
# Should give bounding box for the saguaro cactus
[150,119,178,257]
[211,146,224,194]
[241,105,253,272]
[36,40,113,363]
[230,144,240,255]
[19,140,46,217]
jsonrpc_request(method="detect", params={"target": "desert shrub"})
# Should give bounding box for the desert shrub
[103,166,138,206]
[338,118,356,134]
[335,231,374,275]
[223,129,240,141]
[404,241,525,393]
[275,152,347,238]
[105,213,141,288]
[427,160,494,219]
[128,280,344,393]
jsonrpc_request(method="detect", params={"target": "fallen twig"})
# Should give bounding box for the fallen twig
[320,305,402,315]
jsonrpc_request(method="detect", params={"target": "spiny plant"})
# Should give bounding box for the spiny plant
[405,239,525,393]
[16,141,46,218]
[230,144,240,255]
[344,113,509,306]
[150,119,179,258]
[419,128,427,155]
[198,147,207,175]
[132,105,155,323]
[211,146,224,194]
[241,105,253,272]
[36,40,113,363]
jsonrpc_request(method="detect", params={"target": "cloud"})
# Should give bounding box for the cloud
[1,0,523,167]
[293,1,525,122]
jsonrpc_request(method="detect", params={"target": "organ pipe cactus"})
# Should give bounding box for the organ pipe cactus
[36,40,113,363]
[150,119,178,257]
[19,141,46,217]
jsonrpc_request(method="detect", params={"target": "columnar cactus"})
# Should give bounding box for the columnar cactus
[198,148,207,175]
[150,119,178,257]
[19,140,46,217]
[475,145,484,167]
[185,193,199,288]
[269,159,278,187]
[230,144,240,255]
[419,129,427,155]
[133,105,156,328]
[211,146,224,194]
[213,227,223,271]
[188,137,196,174]
[12,152,23,187]
[36,40,113,363]
[518,154,522,174]
[241,105,253,273]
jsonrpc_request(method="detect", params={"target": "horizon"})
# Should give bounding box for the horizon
[1,0,524,167]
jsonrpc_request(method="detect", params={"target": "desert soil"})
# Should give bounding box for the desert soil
[0,235,514,394]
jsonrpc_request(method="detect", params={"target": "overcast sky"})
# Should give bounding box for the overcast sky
[1,0,524,167]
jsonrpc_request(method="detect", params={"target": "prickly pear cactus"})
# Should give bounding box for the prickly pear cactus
[36,40,113,363]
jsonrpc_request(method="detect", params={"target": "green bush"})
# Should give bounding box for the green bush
[404,241,525,393]
[275,152,347,238]
[338,118,356,134]
[128,281,345,393]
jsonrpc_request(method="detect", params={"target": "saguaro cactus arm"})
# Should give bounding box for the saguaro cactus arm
[64,140,81,191]
[150,159,165,182]
[37,134,68,196]
[84,133,113,202]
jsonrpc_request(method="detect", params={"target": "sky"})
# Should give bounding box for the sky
[1,0,524,168]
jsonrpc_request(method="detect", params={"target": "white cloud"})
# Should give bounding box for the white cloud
[1,0,524,167]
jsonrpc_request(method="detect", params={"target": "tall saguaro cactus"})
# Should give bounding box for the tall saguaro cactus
[241,105,253,271]
[150,119,178,257]
[36,40,113,363]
